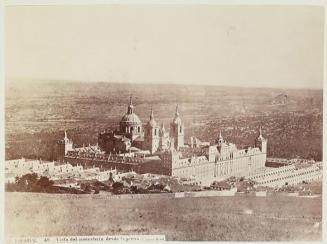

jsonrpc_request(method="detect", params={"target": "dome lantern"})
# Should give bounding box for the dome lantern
[127,96,134,114]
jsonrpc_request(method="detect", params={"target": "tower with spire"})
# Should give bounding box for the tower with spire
[55,130,73,162]
[217,130,224,145]
[255,126,267,153]
[144,106,160,154]
[216,129,227,154]
[63,130,73,155]
[170,104,184,150]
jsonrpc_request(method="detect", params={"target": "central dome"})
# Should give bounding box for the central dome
[119,96,143,136]
[121,113,142,125]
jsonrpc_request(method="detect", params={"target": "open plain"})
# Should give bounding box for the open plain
[5,192,322,241]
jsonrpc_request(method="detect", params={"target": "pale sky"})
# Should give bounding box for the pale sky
[5,5,324,89]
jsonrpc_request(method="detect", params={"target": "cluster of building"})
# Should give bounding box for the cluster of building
[96,98,185,154]
[6,97,322,190]
[5,158,119,184]
[265,157,316,167]
[4,157,175,193]
[248,161,322,188]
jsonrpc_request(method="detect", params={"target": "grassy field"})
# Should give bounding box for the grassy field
[5,192,322,241]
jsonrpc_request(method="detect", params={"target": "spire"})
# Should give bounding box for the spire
[160,122,166,135]
[150,105,154,120]
[147,106,157,127]
[127,96,134,114]
[257,126,264,140]
[217,129,224,144]
[219,130,223,140]
[175,104,179,117]
[64,130,68,140]
[172,104,182,124]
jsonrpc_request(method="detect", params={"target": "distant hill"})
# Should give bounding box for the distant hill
[272,93,288,105]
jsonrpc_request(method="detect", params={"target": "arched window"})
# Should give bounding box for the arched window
[179,126,182,133]
[138,127,140,133]
[154,129,157,136]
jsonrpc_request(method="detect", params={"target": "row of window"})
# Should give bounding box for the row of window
[123,126,141,133]
[173,164,214,177]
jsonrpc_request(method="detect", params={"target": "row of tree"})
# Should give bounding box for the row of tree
[6,173,55,193]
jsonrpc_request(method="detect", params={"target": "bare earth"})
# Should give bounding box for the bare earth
[5,192,322,241]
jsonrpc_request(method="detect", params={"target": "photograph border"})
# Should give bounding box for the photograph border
[1,0,326,243]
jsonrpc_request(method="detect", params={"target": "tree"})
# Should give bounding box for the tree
[36,176,54,189]
[112,181,124,194]
[24,173,38,185]
[130,185,138,194]
[83,184,92,194]
[16,173,38,191]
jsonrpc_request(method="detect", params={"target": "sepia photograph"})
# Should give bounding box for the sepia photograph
[3,1,325,243]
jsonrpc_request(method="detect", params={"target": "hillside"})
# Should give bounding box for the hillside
[5,81,323,161]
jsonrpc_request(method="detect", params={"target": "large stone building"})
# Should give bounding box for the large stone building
[56,98,269,186]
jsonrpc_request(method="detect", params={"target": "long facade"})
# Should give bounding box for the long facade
[159,129,267,185]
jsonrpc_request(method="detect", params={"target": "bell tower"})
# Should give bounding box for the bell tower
[159,123,169,151]
[170,105,184,150]
[63,130,73,155]
[55,130,73,162]
[144,107,160,154]
[255,126,267,153]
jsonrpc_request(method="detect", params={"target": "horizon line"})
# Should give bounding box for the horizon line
[5,78,324,91]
